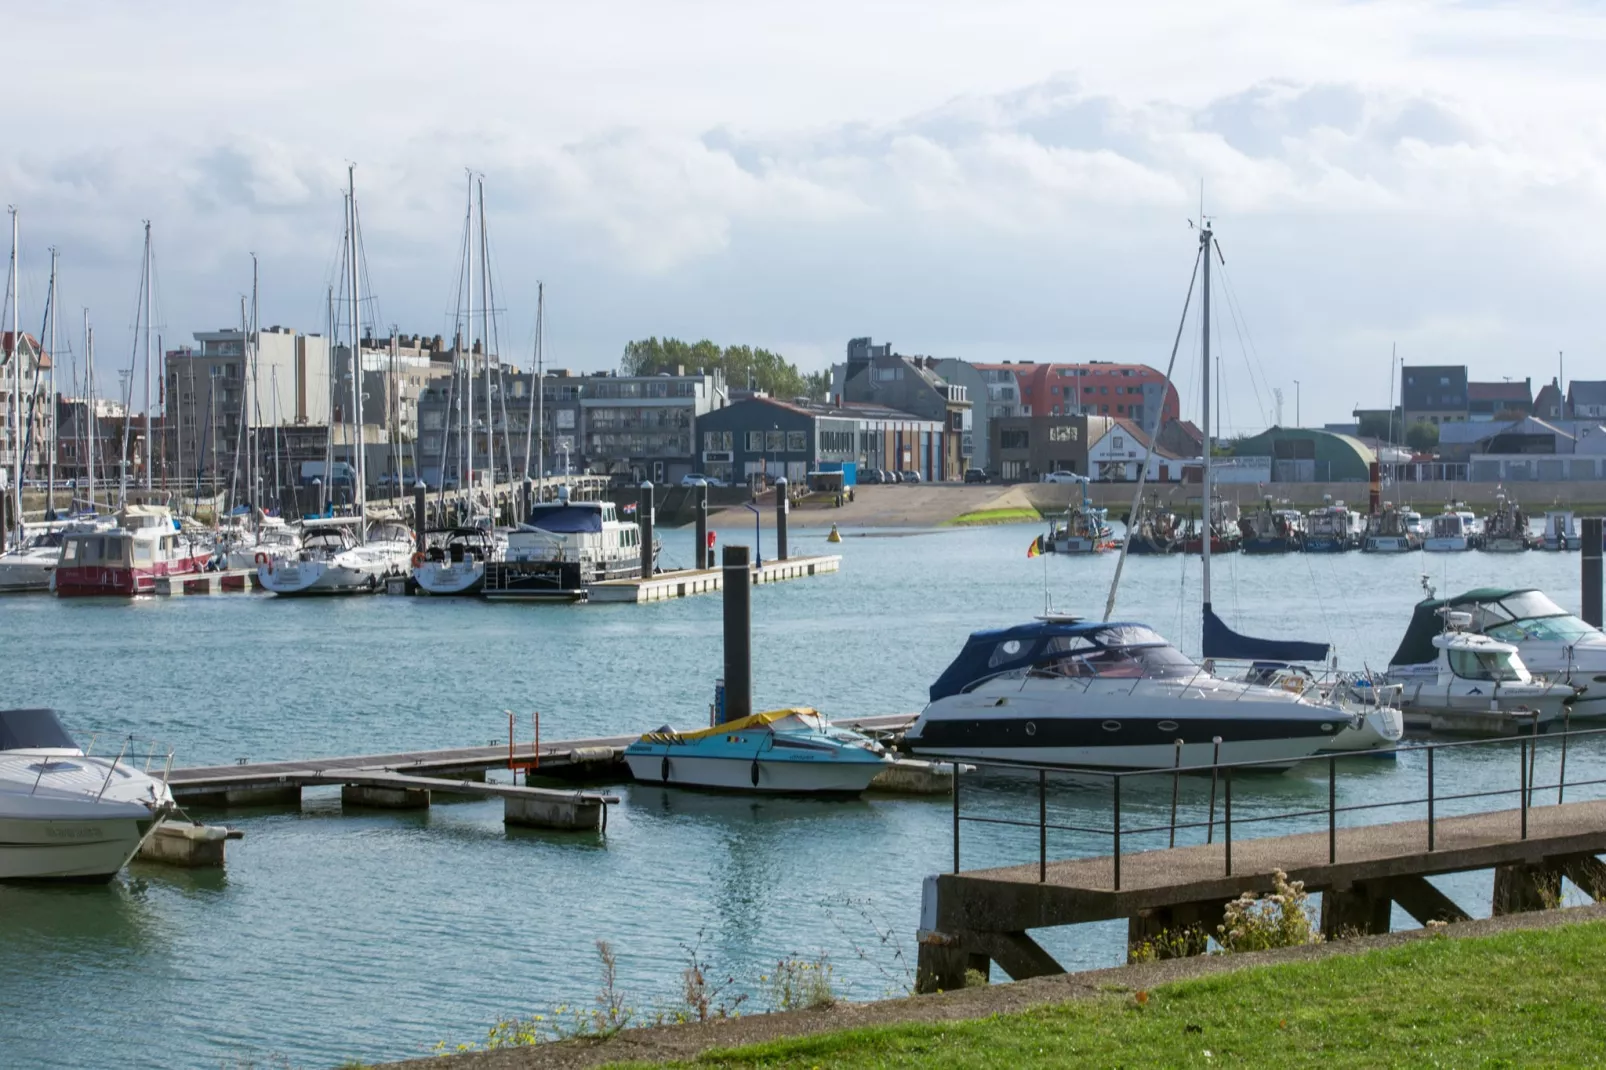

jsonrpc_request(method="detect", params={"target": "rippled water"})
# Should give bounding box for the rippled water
[2,523,1602,1068]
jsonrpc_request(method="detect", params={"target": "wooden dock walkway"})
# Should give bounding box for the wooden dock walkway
[918,798,1606,991]
[586,554,841,603]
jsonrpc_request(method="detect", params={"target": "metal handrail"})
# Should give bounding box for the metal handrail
[946,722,1606,890]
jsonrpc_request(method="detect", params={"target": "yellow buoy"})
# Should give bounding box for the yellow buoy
[827,523,842,543]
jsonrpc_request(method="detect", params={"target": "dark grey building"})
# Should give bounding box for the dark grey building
[1401,365,1468,426]
[695,396,944,484]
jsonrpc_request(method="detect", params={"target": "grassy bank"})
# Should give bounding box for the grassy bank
[941,506,1042,527]
[625,921,1606,1069]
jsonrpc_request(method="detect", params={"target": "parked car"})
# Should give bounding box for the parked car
[860,469,885,485]
[899,470,923,484]
[680,473,725,487]
[1041,470,1085,484]
[964,468,989,484]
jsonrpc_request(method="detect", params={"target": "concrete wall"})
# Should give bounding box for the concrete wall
[1023,480,1606,512]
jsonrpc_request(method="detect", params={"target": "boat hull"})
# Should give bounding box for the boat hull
[52,552,212,597]
[258,560,385,595]
[623,749,886,795]
[1241,537,1300,554]
[1423,538,1472,552]
[0,813,160,881]
[0,558,54,592]
[413,562,486,596]
[1362,537,1417,553]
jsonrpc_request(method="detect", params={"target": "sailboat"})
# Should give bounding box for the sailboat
[906,221,1402,770]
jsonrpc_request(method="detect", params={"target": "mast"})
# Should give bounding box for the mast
[46,248,56,517]
[1200,219,1214,615]
[348,165,366,539]
[524,281,543,491]
[464,170,475,502]
[142,221,152,489]
[478,177,493,498]
[250,253,259,530]
[8,207,18,542]
[85,314,96,513]
[323,284,334,515]
[176,329,185,515]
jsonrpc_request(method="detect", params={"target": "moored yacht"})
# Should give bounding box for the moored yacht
[484,490,651,600]
[257,516,414,595]
[903,617,1359,770]
[52,504,213,596]
[0,708,175,881]
[414,525,506,596]
[0,516,110,593]
[1383,628,1574,734]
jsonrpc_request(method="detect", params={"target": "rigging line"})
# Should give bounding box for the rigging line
[351,198,381,338]
[1216,262,1277,427]
[1215,274,1232,439]
[1215,266,1267,428]
[1103,244,1203,622]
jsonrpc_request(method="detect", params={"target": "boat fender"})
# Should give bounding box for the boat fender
[750,758,761,787]
[255,551,269,565]
[660,755,670,783]
[412,551,425,568]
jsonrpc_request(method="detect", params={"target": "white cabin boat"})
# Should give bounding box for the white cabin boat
[484,493,650,601]
[414,526,506,596]
[257,517,413,595]
[1423,510,1476,552]
[52,505,214,596]
[1383,628,1574,734]
[0,708,175,881]
[0,517,111,593]
[1541,510,1578,551]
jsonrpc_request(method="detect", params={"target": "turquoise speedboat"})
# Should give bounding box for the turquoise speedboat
[623,708,892,795]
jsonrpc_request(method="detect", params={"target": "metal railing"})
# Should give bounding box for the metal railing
[942,718,1606,891]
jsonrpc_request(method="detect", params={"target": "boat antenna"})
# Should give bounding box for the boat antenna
[1103,238,1202,621]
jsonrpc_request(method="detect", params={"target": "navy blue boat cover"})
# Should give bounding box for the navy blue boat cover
[524,504,603,533]
[1202,603,1328,663]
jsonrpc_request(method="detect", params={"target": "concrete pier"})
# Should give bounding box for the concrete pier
[585,554,841,604]
[341,783,430,809]
[869,759,969,796]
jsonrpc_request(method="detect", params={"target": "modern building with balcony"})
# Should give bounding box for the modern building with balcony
[695,395,944,484]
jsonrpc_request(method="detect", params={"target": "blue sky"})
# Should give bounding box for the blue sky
[5,0,1603,430]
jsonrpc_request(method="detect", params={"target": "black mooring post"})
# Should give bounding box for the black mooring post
[521,478,532,520]
[1583,517,1603,628]
[775,476,789,561]
[639,481,655,578]
[695,482,710,570]
[721,544,752,725]
[412,481,427,554]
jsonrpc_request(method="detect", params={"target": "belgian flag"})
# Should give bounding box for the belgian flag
[1026,535,1044,558]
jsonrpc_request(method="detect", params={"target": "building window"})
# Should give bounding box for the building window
[1100,386,1108,395]
[786,431,807,452]
[1084,386,1093,395]
[1051,385,1059,395]
[745,431,764,452]
[765,430,783,452]
[1000,428,1029,449]
[704,430,732,451]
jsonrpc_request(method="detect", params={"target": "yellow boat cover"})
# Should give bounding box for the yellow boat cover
[638,707,820,745]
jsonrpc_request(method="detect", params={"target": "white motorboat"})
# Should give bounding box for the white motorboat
[1383,627,1574,734]
[0,517,110,593]
[221,514,299,570]
[904,618,1362,770]
[624,708,892,794]
[258,516,414,595]
[1391,586,1606,721]
[414,525,506,596]
[484,489,652,601]
[1361,503,1421,553]
[1423,509,1477,552]
[1541,510,1578,551]
[0,708,175,881]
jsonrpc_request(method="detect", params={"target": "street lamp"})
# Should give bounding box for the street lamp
[1292,380,1301,428]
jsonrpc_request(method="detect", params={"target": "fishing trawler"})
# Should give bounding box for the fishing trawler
[1423,507,1478,552]
[1044,488,1114,554]
[1303,498,1362,553]
[1481,492,1534,552]
[1362,503,1421,553]
[1541,510,1578,551]
[1238,497,1303,554]
[1122,496,1183,555]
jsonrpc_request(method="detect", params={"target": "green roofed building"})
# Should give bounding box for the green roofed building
[1231,426,1377,482]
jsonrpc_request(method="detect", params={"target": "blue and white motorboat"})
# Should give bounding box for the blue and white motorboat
[1303,498,1362,552]
[624,708,893,794]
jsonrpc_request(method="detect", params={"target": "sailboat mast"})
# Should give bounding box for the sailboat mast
[323,284,334,515]
[46,248,56,516]
[250,252,259,529]
[86,316,96,513]
[348,165,366,539]
[1200,221,1214,612]
[8,207,19,542]
[478,177,493,497]
[143,221,153,490]
[464,170,475,501]
[533,283,544,490]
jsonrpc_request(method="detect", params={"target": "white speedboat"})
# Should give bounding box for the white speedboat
[221,514,299,570]
[0,517,108,592]
[0,708,175,881]
[1383,628,1574,734]
[1423,509,1475,552]
[258,516,414,596]
[414,526,505,596]
[904,618,1361,770]
[624,708,892,794]
[1391,586,1606,720]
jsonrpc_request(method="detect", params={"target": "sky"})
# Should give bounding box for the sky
[5,0,1605,431]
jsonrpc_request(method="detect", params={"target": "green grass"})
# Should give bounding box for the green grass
[942,507,1042,527]
[619,922,1606,1068]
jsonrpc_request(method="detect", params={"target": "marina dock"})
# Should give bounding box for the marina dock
[587,554,841,603]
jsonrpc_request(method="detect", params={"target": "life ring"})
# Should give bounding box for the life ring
[411,551,426,568]
[254,551,269,565]
[1281,676,1307,694]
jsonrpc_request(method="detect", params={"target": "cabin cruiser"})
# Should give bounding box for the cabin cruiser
[1362,503,1421,553]
[624,708,892,794]
[1238,498,1303,554]
[0,708,175,881]
[1423,509,1477,552]
[1540,510,1577,551]
[1383,628,1574,733]
[484,491,652,601]
[1303,499,1362,553]
[1481,493,1534,552]
[1044,500,1114,554]
[903,617,1364,770]
[413,525,506,596]
[52,505,214,596]
[257,516,414,595]
[1390,586,1606,720]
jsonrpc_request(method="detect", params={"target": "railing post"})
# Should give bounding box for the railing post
[1205,736,1221,844]
[1168,737,1183,848]
[1223,766,1233,876]
[1559,708,1570,806]
[1328,755,1337,865]
[1038,769,1047,884]
[951,761,961,873]
[1427,745,1436,852]
[1519,733,1529,841]
[1112,774,1122,892]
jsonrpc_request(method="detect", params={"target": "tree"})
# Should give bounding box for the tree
[1405,420,1440,452]
[1356,413,1394,442]
[620,337,824,400]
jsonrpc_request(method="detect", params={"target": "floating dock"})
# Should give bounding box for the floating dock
[587,554,841,604]
[154,569,261,595]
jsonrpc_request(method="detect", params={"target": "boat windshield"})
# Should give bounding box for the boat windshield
[1448,648,1525,682]
[1026,640,1198,681]
[0,708,77,751]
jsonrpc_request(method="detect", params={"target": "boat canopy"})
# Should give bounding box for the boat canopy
[1390,588,1587,666]
[929,619,1174,701]
[1202,605,1329,663]
[638,708,820,744]
[0,708,77,751]
[523,503,603,533]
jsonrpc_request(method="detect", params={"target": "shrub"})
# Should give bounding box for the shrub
[763,955,837,1012]
[1216,870,1323,954]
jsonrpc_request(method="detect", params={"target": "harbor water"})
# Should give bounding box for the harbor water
[4,522,1604,1068]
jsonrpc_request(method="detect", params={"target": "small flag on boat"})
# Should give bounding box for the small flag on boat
[622,502,637,515]
[1026,535,1043,558]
